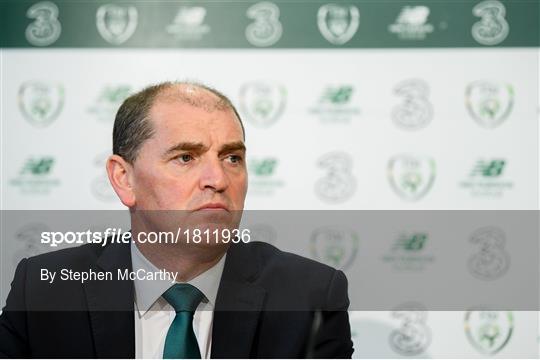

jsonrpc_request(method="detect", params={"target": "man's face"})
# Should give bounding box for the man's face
[130,98,247,225]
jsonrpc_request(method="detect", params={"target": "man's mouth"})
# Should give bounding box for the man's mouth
[195,203,229,211]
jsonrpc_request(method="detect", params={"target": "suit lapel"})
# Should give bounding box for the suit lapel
[211,243,266,358]
[83,242,135,358]
[82,241,266,358]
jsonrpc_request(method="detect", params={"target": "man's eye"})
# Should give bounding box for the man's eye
[228,155,242,164]
[177,154,193,163]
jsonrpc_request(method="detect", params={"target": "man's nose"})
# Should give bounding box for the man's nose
[199,158,229,192]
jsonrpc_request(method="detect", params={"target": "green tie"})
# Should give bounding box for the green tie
[162,283,205,359]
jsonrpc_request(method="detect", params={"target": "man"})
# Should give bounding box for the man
[0,82,354,358]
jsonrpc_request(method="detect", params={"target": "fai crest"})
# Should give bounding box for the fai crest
[466,81,514,129]
[310,226,359,270]
[317,4,360,45]
[239,82,286,127]
[465,310,513,355]
[96,4,138,45]
[388,155,435,201]
[245,2,282,47]
[472,0,509,46]
[18,81,64,127]
[25,1,61,46]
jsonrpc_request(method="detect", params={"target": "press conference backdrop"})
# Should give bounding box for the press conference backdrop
[1,0,539,357]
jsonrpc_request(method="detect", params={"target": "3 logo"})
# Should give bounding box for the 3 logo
[472,0,509,46]
[245,2,282,47]
[389,302,431,356]
[315,152,356,203]
[25,1,61,46]
[392,79,433,130]
[468,226,510,280]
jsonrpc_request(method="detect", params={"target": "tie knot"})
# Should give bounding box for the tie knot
[162,283,204,312]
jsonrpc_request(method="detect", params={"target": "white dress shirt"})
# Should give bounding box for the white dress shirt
[131,243,226,359]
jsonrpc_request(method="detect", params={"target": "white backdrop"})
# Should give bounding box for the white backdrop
[1,47,538,357]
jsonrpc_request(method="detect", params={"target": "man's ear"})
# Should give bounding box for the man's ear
[106,154,136,207]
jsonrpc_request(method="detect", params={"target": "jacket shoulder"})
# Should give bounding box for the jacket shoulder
[243,241,337,273]
[24,242,107,271]
[233,241,348,310]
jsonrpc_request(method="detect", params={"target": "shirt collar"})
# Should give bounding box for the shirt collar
[130,242,226,316]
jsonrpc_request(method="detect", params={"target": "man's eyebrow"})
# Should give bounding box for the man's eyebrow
[218,141,246,155]
[163,142,207,157]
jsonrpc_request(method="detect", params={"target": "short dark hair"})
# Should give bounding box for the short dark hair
[113,81,245,163]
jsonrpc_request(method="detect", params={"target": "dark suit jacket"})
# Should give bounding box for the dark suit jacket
[0,240,353,358]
